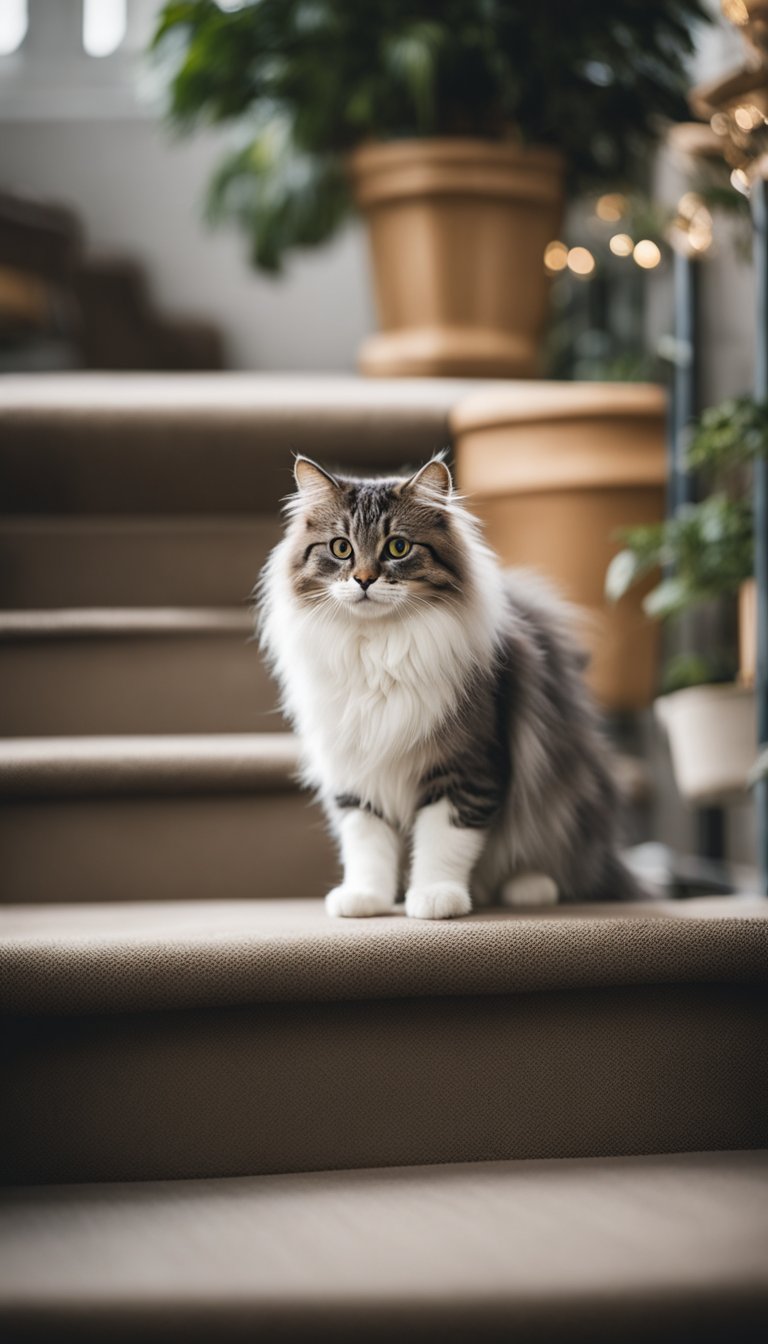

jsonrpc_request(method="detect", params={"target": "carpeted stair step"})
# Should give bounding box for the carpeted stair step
[0,735,334,903]
[0,373,488,516]
[0,608,280,735]
[0,515,280,610]
[2,1150,766,1342]
[2,896,766,1185]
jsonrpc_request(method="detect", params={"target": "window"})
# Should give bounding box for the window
[82,0,126,58]
[0,0,27,56]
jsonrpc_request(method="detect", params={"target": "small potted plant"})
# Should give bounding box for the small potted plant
[151,1,706,377]
[606,394,766,803]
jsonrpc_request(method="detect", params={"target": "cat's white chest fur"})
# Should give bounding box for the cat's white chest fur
[282,606,463,824]
[261,536,502,829]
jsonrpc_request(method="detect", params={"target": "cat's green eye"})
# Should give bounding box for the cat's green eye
[386,537,412,559]
[330,537,353,560]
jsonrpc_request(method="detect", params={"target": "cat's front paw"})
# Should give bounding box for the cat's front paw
[325,886,395,918]
[405,882,472,920]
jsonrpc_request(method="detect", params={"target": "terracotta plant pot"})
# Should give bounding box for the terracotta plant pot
[452,383,667,712]
[347,139,565,379]
[655,683,757,804]
[739,577,757,687]
[728,0,768,57]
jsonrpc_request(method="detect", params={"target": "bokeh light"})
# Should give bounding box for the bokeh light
[633,239,661,269]
[566,247,596,276]
[543,240,568,273]
[731,166,751,195]
[609,233,634,257]
[733,103,765,131]
[595,193,626,222]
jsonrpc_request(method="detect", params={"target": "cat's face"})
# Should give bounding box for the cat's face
[285,457,466,619]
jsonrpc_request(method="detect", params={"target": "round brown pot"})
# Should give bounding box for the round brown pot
[347,139,565,379]
[451,383,667,712]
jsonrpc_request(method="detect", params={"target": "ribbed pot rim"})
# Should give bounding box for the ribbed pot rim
[667,121,725,162]
[347,137,565,175]
[690,63,768,118]
[451,382,666,434]
[348,137,565,209]
[656,682,755,709]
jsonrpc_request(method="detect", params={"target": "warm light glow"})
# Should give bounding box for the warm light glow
[595,193,627,222]
[688,222,713,253]
[710,112,731,135]
[0,0,27,55]
[668,193,714,258]
[633,239,661,269]
[721,0,749,25]
[684,197,713,254]
[83,0,126,57]
[733,103,765,131]
[544,240,568,272]
[566,246,596,277]
[731,166,752,195]
[609,233,633,257]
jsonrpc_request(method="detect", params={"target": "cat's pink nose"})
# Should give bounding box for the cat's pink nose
[354,572,377,591]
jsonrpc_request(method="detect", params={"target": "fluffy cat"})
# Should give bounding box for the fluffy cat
[259,455,641,918]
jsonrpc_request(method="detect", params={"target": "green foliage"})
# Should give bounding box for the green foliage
[151,0,708,272]
[606,395,767,690]
[687,396,768,474]
[606,392,767,648]
[206,120,350,272]
[606,495,754,618]
[661,652,736,694]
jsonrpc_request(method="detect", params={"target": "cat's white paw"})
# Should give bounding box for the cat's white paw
[325,886,394,918]
[405,882,472,920]
[501,873,559,908]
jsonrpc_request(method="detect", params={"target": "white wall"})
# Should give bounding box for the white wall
[0,0,757,385]
[646,4,756,403]
[0,117,374,370]
[0,0,373,370]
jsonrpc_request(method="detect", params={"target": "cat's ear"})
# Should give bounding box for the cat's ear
[294,456,340,496]
[405,457,453,499]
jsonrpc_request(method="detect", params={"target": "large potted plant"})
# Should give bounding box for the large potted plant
[152,0,706,377]
[453,381,667,712]
[607,395,765,803]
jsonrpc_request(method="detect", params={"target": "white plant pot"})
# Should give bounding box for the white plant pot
[655,683,757,805]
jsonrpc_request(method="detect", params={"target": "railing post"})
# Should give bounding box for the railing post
[670,243,726,865]
[751,176,768,893]
[671,248,699,513]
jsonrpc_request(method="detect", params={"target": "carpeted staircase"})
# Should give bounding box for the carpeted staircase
[2,374,768,1342]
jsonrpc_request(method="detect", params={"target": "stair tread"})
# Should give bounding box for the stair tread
[2,895,766,1018]
[0,370,494,416]
[0,373,504,515]
[0,733,297,798]
[0,607,254,639]
[1,1151,766,1338]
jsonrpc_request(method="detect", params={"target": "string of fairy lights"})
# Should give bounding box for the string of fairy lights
[543,189,715,282]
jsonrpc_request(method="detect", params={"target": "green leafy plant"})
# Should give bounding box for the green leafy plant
[606,395,766,689]
[151,0,708,272]
[605,494,754,619]
[686,395,768,473]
